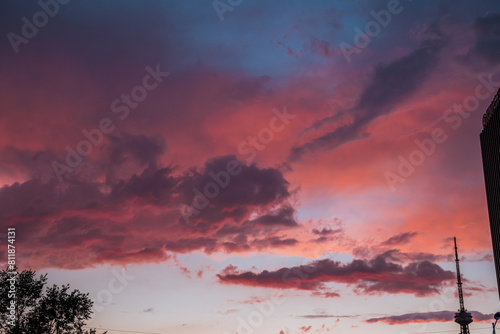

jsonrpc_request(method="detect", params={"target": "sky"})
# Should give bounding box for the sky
[1,0,500,333]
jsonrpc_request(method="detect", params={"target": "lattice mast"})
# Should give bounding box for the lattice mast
[454,237,473,334]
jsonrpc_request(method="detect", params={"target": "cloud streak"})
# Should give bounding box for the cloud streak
[217,251,455,296]
[366,311,495,325]
[289,25,446,161]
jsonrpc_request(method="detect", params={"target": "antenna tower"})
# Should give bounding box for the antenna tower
[454,237,473,334]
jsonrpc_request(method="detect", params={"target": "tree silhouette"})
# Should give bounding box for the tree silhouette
[0,267,105,334]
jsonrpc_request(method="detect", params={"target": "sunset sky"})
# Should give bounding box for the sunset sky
[1,0,500,333]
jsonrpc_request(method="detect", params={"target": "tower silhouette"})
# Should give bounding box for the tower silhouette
[453,237,473,334]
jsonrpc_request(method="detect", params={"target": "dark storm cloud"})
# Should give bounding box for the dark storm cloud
[0,146,60,180]
[0,135,297,268]
[249,206,297,227]
[0,1,172,80]
[164,237,218,254]
[381,232,419,246]
[460,13,500,68]
[106,134,166,171]
[289,26,446,161]
[216,206,298,238]
[310,226,344,243]
[251,236,298,248]
[0,178,105,224]
[353,246,450,264]
[108,166,177,205]
[177,155,292,224]
[217,251,455,296]
[312,227,343,236]
[104,134,175,200]
[219,235,298,252]
[0,134,172,226]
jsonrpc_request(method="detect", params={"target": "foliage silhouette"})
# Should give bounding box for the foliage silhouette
[0,267,105,334]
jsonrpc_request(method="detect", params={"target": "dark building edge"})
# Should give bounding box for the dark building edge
[480,88,500,300]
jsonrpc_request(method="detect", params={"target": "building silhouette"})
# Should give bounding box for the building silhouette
[480,88,500,300]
